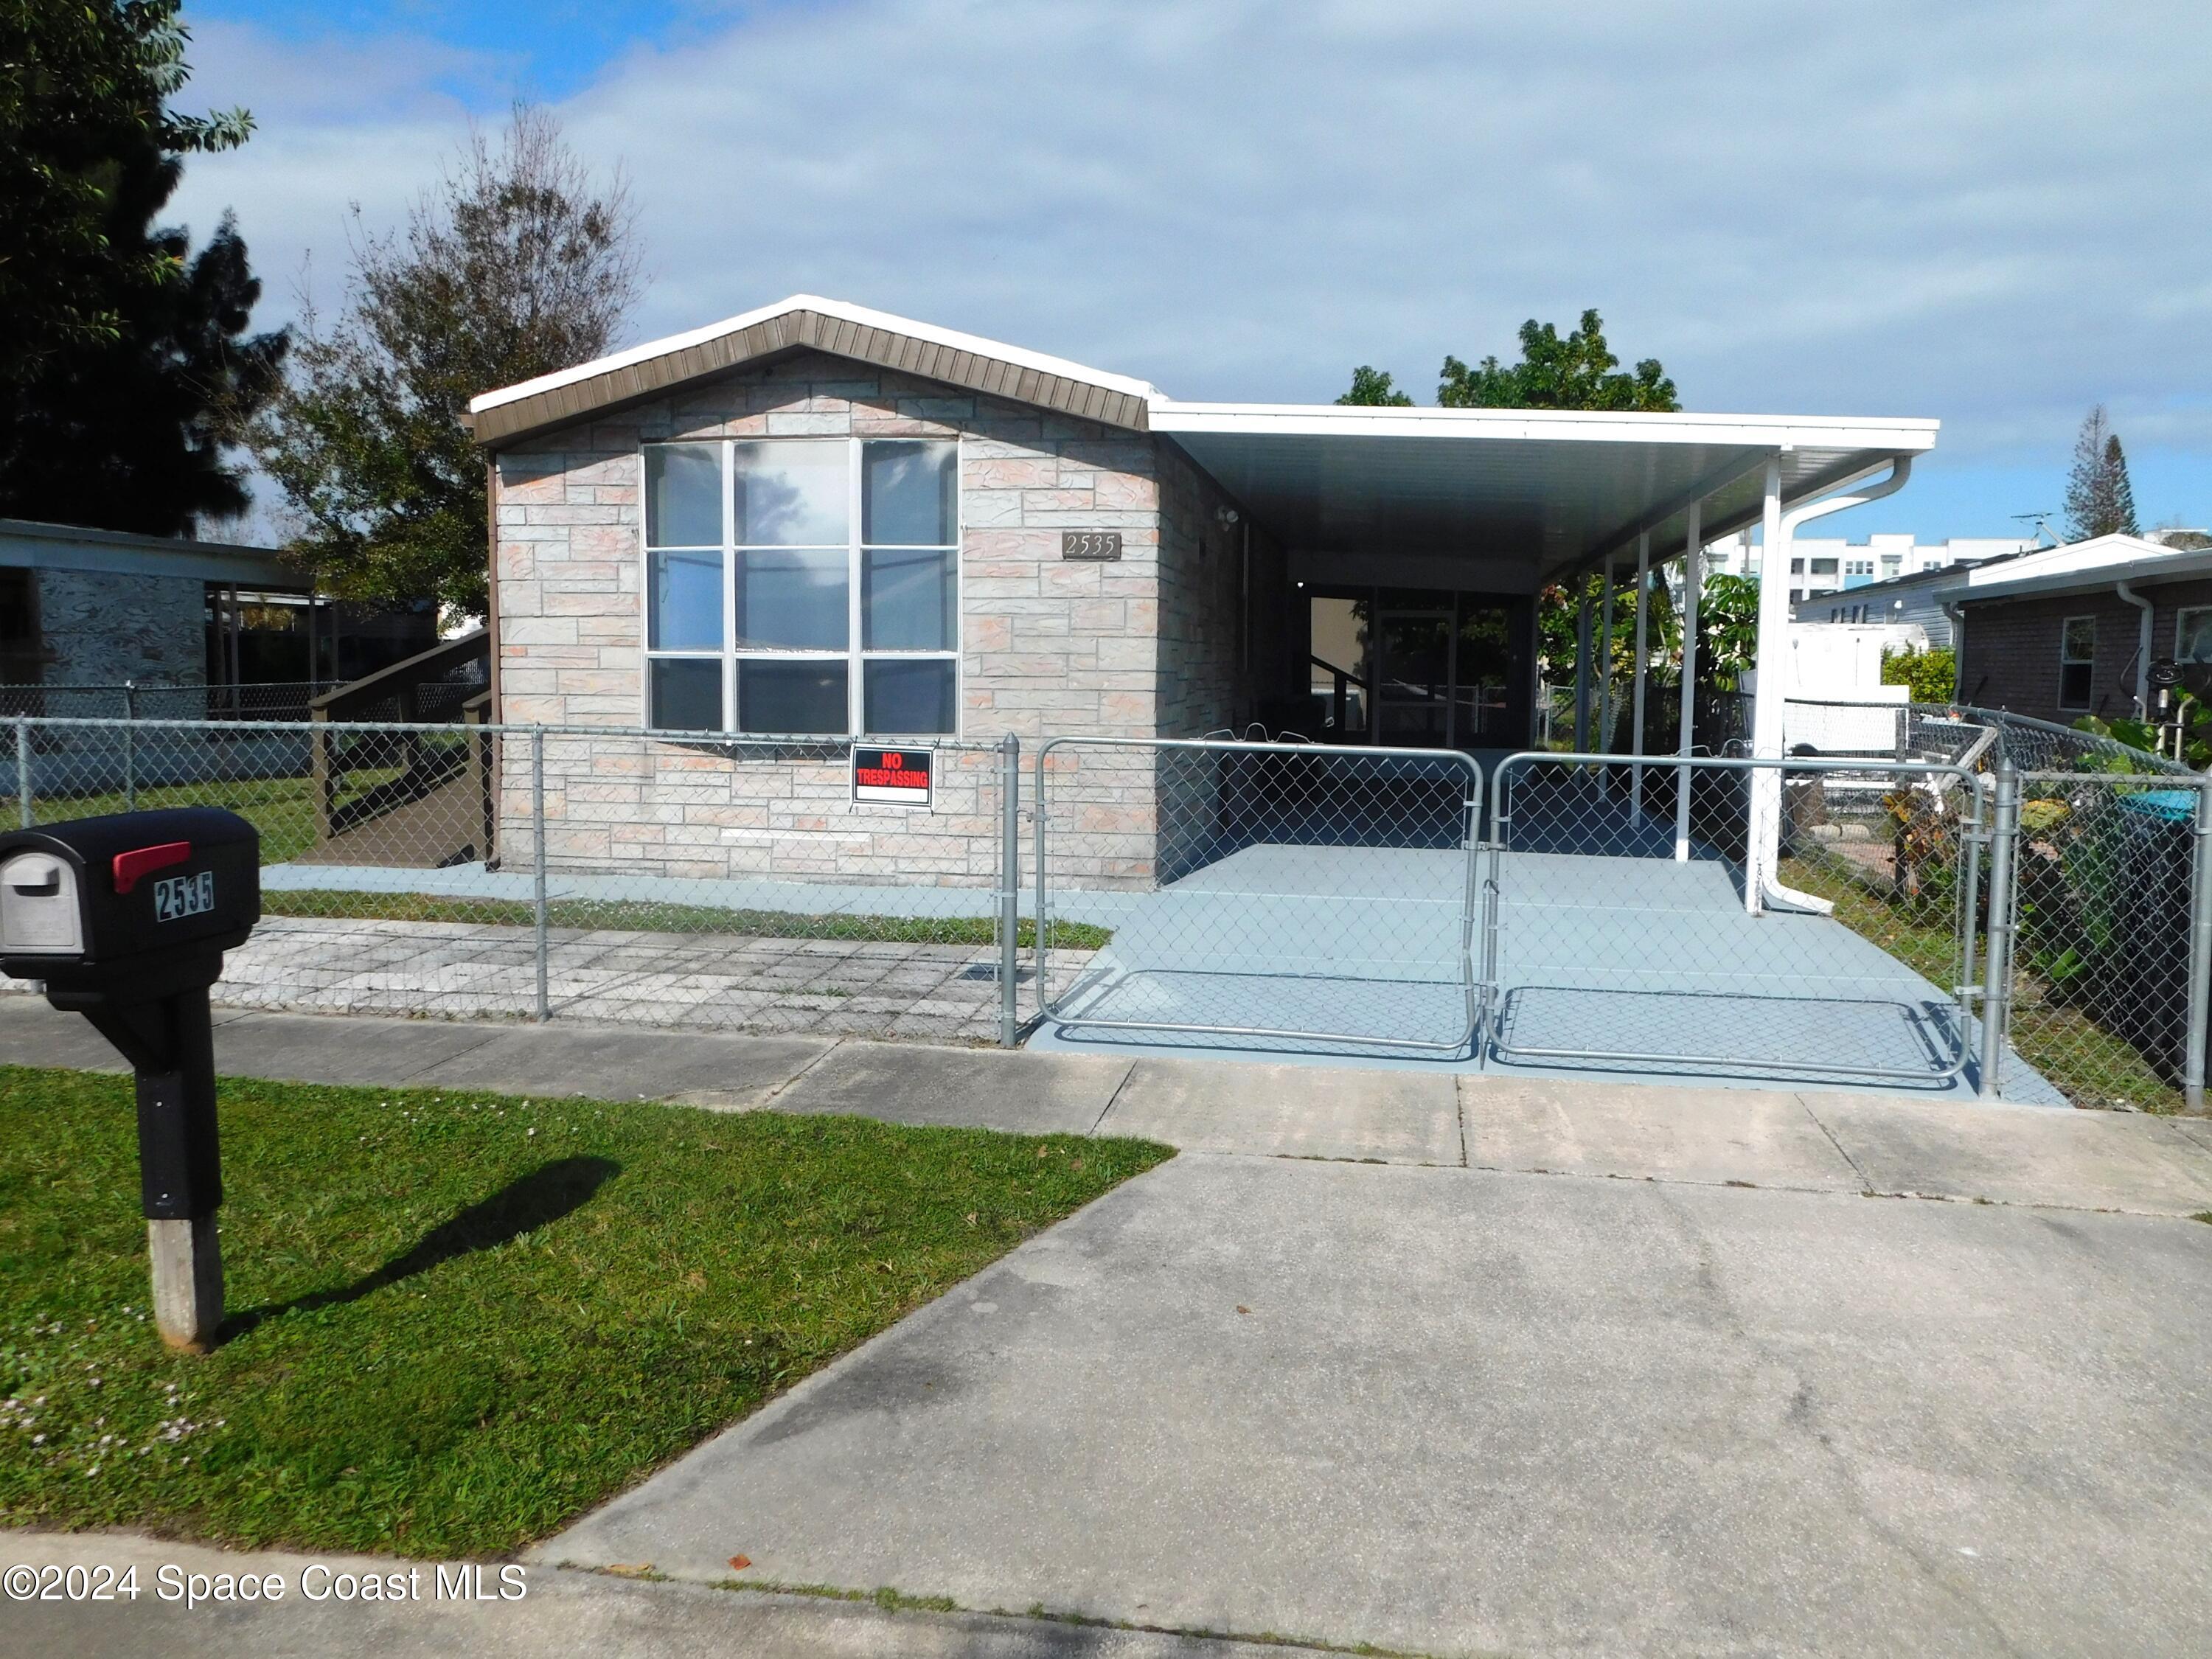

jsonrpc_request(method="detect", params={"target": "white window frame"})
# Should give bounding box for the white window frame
[639,437,963,737]
[2177,607,2212,667]
[2059,613,2096,711]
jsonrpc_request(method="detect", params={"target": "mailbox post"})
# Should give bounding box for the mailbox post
[0,808,260,1352]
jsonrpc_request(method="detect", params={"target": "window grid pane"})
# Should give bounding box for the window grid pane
[648,438,958,737]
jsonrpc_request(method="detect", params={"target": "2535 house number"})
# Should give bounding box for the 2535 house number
[152,870,215,922]
[1061,531,1122,561]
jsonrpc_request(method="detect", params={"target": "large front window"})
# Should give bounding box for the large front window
[643,438,959,735]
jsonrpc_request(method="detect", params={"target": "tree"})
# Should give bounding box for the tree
[1335,309,1678,414]
[1335,365,1413,406]
[256,105,642,619]
[0,1,285,535]
[1439,310,1677,412]
[1880,645,1956,704]
[2062,406,2140,541]
[1691,573,1761,689]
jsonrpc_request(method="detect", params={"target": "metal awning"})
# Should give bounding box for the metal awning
[1150,403,1938,590]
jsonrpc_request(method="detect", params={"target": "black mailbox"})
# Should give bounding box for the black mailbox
[1,807,259,987]
[0,807,260,1352]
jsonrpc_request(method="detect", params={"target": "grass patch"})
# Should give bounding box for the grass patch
[29,776,330,865]
[261,887,1112,950]
[0,1065,1170,1557]
[1781,853,2183,1112]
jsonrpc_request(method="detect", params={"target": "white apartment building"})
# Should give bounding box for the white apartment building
[1693,532,2037,605]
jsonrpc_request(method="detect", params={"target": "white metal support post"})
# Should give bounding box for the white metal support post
[1631,531,1650,818]
[1598,560,1617,755]
[1745,459,1789,914]
[1573,581,1593,751]
[1674,499,1703,861]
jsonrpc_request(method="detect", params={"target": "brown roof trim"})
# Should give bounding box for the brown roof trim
[470,307,1152,447]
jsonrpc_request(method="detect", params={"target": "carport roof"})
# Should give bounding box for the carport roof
[1150,402,1937,587]
[468,294,1937,585]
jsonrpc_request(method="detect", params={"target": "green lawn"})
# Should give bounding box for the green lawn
[261,888,1113,950]
[29,774,327,864]
[0,1066,1171,1557]
[1781,852,2183,1113]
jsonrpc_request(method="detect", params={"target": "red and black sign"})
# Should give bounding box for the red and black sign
[852,745,933,809]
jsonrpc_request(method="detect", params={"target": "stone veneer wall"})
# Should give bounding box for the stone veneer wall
[490,350,1231,889]
[35,569,206,686]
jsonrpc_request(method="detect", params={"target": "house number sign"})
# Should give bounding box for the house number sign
[1061,531,1122,561]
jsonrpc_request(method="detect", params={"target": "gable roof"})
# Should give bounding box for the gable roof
[1938,534,2199,603]
[465,295,1163,445]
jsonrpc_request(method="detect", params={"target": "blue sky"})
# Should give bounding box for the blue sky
[179,0,2212,544]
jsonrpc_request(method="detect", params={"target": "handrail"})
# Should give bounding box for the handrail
[1309,653,1368,690]
[310,627,488,722]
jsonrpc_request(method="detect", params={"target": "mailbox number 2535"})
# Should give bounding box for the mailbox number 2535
[153,871,215,923]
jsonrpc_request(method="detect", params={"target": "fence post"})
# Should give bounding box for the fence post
[1978,763,2021,1101]
[2184,772,2212,1114]
[999,733,1020,1048]
[532,727,550,1023]
[122,680,138,813]
[15,715,28,828]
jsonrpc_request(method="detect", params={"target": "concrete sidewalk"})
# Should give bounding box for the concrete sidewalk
[5,996,2210,1216]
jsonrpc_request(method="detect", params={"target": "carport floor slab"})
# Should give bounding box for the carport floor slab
[539,1155,2212,1658]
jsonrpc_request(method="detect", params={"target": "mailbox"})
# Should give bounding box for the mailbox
[0,808,260,1354]
[1,807,258,989]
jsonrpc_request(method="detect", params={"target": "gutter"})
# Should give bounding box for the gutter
[2117,581,2154,717]
[1757,455,1915,916]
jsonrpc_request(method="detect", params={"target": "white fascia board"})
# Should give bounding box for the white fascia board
[469,294,1166,414]
[1147,400,1940,452]
[1942,547,2212,604]
[0,539,298,587]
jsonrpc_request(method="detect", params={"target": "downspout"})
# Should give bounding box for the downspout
[1749,454,1916,915]
[1941,601,1965,700]
[2117,581,2154,718]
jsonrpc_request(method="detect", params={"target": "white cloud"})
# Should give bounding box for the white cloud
[172,0,2212,521]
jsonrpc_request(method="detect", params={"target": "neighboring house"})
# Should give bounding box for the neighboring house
[465,293,1936,887]
[1792,532,2188,652]
[1944,538,2212,724]
[0,517,435,696]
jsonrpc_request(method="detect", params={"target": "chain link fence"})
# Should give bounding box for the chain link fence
[1032,737,1482,1054]
[10,716,1027,1045]
[11,709,2212,1110]
[1490,752,1984,1086]
[0,681,338,723]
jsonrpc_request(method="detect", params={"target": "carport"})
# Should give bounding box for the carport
[1023,399,2068,1098]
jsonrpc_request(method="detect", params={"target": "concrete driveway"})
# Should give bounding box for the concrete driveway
[543,1152,2212,1658]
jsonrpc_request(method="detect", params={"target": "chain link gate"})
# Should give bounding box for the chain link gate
[1032,737,1484,1053]
[1485,751,1986,1086]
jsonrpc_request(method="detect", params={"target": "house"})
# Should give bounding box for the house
[0,517,435,706]
[465,294,1938,893]
[1796,532,2191,655]
[1944,537,2212,725]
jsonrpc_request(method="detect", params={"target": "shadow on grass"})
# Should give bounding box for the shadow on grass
[222,1155,622,1344]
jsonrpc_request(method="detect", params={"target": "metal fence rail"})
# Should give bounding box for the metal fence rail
[10,714,1024,1044]
[1032,737,1484,1054]
[12,709,2212,1110]
[1488,751,1985,1087]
